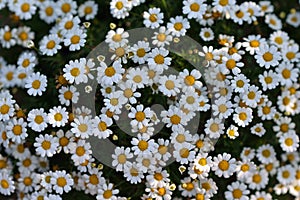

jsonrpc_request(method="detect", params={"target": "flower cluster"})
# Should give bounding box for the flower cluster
[0,0,300,199]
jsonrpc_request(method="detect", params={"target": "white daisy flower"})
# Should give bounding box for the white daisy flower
[151,26,173,47]
[123,162,144,184]
[258,70,279,91]
[256,144,276,164]
[226,125,239,139]
[112,146,133,171]
[39,34,62,56]
[212,0,236,16]
[220,53,244,75]
[257,100,276,120]
[0,26,17,48]
[34,134,59,157]
[212,153,237,178]
[25,72,48,96]
[286,11,300,28]
[242,1,262,24]
[277,164,296,185]
[167,16,190,37]
[236,160,257,180]
[17,171,40,193]
[143,7,164,29]
[57,0,77,16]
[105,28,129,47]
[242,85,262,108]
[269,30,289,47]
[259,1,274,14]
[17,51,37,71]
[0,170,15,196]
[14,0,37,20]
[70,139,92,165]
[111,0,132,19]
[279,132,299,152]
[154,139,172,162]
[63,28,87,51]
[246,169,269,190]
[199,27,214,41]
[125,67,149,89]
[39,1,59,24]
[51,170,74,194]
[136,153,157,173]
[97,182,119,200]
[71,115,93,139]
[173,143,196,164]
[58,85,79,106]
[147,47,172,73]
[16,26,35,47]
[229,5,250,25]
[281,43,300,63]
[161,106,188,131]
[233,107,253,127]
[48,106,69,127]
[230,73,250,93]
[6,117,28,143]
[254,44,281,69]
[56,130,75,154]
[128,104,153,130]
[0,98,15,122]
[182,0,207,20]
[158,75,181,97]
[63,59,88,84]
[103,90,127,113]
[204,118,225,139]
[118,80,141,104]
[243,35,267,55]
[27,108,48,132]
[78,1,98,20]
[224,181,250,200]
[250,123,266,137]
[58,14,81,35]
[92,114,113,139]
[97,60,124,86]
[130,40,150,64]
[265,14,282,30]
[275,62,299,87]
[131,133,157,156]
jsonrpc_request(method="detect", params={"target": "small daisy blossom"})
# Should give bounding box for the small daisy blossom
[51,170,74,194]
[224,181,250,200]
[212,153,237,178]
[6,117,28,143]
[112,146,133,171]
[39,34,62,56]
[63,59,88,84]
[254,44,281,69]
[34,134,59,157]
[27,108,48,132]
[48,106,69,127]
[143,7,164,29]
[63,28,87,51]
[97,60,125,86]
[0,170,15,195]
[25,72,48,96]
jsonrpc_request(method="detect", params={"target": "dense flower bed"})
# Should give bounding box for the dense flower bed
[0,0,300,199]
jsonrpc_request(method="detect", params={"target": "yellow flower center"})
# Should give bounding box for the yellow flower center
[70,68,80,77]
[54,113,63,121]
[41,140,51,150]
[57,177,67,187]
[1,180,9,189]
[241,164,249,172]
[3,31,12,41]
[149,14,157,22]
[98,121,107,131]
[136,48,146,57]
[21,3,30,12]
[158,145,168,154]
[46,40,55,49]
[0,104,9,115]
[61,3,71,13]
[190,3,200,11]
[274,37,283,45]
[76,146,85,156]
[157,33,166,42]
[179,148,190,158]
[103,190,113,199]
[236,10,244,18]
[78,124,88,132]
[64,21,74,30]
[219,0,228,6]
[89,174,99,185]
[135,111,145,122]
[154,54,164,64]
[19,31,28,41]
[133,75,142,83]
[13,125,22,135]
[45,6,53,16]
[201,182,211,190]
[252,174,261,183]
[71,35,80,44]
[130,167,139,176]
[110,98,119,106]
[174,22,183,31]
[117,154,126,164]
[286,52,295,60]
[247,91,256,100]
[263,52,273,62]
[154,172,163,181]
[262,149,270,157]
[210,123,219,132]
[123,88,133,98]
[250,40,260,47]
[84,6,93,14]
[115,1,123,10]
[32,80,41,89]
[218,160,229,171]
[226,59,236,70]
[112,34,122,42]
[23,177,32,186]
[282,69,291,79]
[59,137,69,146]
[34,115,44,124]
[198,158,207,166]
[138,140,148,151]
[64,91,73,100]
[282,170,290,178]
[285,138,293,146]
[184,75,195,86]
[205,52,213,61]
[165,80,175,90]
[170,114,181,124]
[280,124,289,132]
[232,189,243,198]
